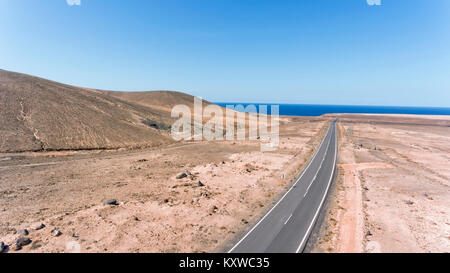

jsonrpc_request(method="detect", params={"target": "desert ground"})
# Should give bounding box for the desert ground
[315,114,450,253]
[0,116,329,253]
[1,70,449,253]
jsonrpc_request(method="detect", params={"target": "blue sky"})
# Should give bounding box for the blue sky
[1,0,449,107]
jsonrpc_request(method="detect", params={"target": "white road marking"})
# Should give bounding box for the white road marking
[296,122,338,253]
[304,135,332,197]
[284,214,293,225]
[228,123,332,253]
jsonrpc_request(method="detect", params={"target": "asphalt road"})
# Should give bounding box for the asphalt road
[229,119,338,253]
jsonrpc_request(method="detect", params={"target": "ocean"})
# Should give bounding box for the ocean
[215,103,450,117]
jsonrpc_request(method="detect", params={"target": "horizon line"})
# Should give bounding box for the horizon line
[213,101,450,109]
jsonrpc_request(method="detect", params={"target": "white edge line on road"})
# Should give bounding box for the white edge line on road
[228,122,332,253]
[295,121,338,253]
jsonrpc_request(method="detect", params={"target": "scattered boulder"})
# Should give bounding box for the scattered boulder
[241,218,249,224]
[246,168,252,173]
[51,229,62,237]
[137,159,147,162]
[14,245,22,251]
[103,199,118,206]
[366,230,372,236]
[210,205,219,214]
[176,173,187,179]
[0,242,7,253]
[405,200,414,205]
[200,192,210,198]
[34,223,46,230]
[424,193,434,200]
[163,198,169,203]
[17,229,29,236]
[30,240,42,250]
[198,181,205,187]
[16,237,31,247]
[185,170,192,176]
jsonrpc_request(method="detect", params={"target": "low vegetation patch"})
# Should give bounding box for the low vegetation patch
[142,118,171,131]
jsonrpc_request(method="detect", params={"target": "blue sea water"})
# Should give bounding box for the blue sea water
[215,103,450,117]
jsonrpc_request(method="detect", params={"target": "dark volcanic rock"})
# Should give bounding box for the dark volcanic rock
[16,237,31,247]
[34,223,46,230]
[30,240,42,250]
[51,229,62,237]
[103,199,119,206]
[17,229,29,236]
[0,242,7,253]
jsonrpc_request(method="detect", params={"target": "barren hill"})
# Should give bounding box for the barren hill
[106,90,211,112]
[0,69,202,152]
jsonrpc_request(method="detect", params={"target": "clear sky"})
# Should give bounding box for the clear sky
[1,0,449,107]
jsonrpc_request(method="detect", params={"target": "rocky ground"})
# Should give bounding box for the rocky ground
[315,114,450,253]
[0,117,329,253]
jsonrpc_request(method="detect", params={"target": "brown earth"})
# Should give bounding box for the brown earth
[315,114,450,253]
[105,90,212,113]
[0,69,216,152]
[0,111,330,252]
[0,69,273,154]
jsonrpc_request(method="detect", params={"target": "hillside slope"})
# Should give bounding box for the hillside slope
[106,90,211,112]
[0,70,200,152]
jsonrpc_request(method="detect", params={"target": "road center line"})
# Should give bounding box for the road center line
[228,121,334,253]
[284,214,293,225]
[296,121,338,253]
[304,136,332,197]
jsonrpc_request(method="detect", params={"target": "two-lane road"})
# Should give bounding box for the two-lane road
[229,119,338,253]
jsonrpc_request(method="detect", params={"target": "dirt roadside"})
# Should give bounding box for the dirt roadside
[0,117,330,253]
[314,115,450,253]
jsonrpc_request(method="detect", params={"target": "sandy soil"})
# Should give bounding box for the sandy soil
[0,117,329,253]
[315,114,450,253]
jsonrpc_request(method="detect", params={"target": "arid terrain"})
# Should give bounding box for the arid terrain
[2,70,449,253]
[315,114,450,253]
[0,69,212,152]
[0,69,329,252]
[0,115,329,252]
[0,69,333,253]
